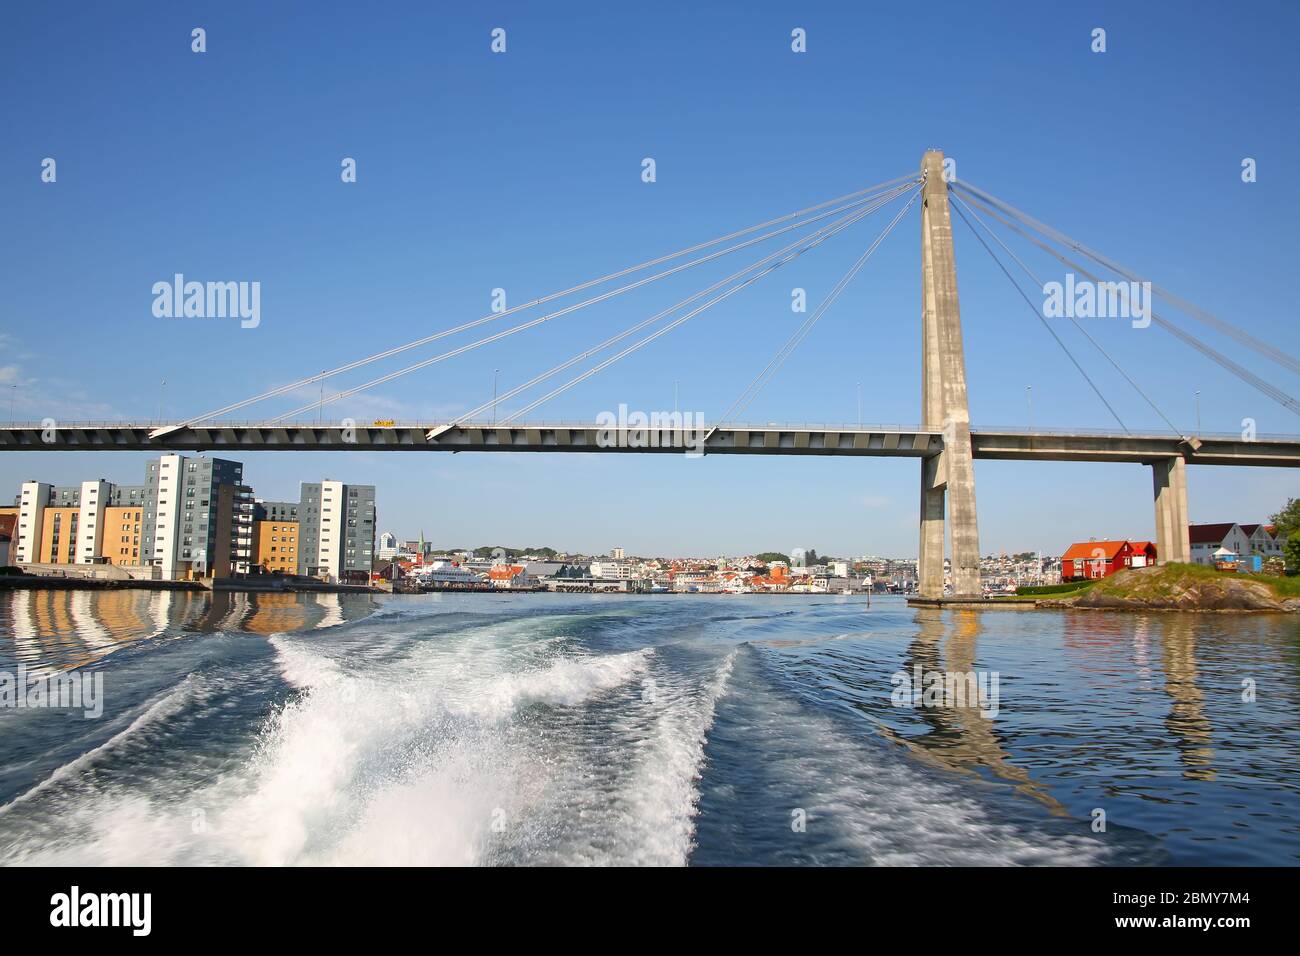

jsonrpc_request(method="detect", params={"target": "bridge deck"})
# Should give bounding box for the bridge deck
[0,422,1296,466]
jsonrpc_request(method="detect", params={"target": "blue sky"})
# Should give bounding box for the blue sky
[1,0,1296,557]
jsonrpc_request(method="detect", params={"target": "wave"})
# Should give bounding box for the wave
[617,649,736,866]
[9,600,1099,868]
[0,675,198,818]
[466,649,653,722]
[196,638,655,864]
[694,647,1119,866]
[269,634,344,690]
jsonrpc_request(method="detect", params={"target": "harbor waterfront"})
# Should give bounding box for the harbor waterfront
[1,589,1297,866]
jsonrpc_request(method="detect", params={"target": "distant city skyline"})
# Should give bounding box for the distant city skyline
[3,3,1297,556]
[5,449,1292,560]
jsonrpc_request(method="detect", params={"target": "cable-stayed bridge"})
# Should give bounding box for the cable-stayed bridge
[4,420,1296,467]
[3,151,1298,599]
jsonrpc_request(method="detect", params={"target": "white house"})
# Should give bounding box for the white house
[1188,523,1252,565]
[1240,524,1285,559]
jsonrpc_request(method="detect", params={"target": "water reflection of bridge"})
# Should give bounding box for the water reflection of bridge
[886,608,1242,811]
[895,609,1068,814]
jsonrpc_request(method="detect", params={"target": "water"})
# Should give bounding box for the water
[1,589,1297,866]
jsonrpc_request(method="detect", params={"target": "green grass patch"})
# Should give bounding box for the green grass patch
[1005,563,1298,604]
[1088,562,1298,601]
[1255,572,1300,597]
[1015,581,1098,596]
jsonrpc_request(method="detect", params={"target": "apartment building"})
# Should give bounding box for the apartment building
[0,515,12,565]
[101,504,145,565]
[253,520,299,574]
[252,500,302,575]
[142,455,248,579]
[11,465,377,583]
[268,482,376,583]
[12,455,249,579]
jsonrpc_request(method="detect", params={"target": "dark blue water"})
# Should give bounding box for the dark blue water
[0,589,1297,865]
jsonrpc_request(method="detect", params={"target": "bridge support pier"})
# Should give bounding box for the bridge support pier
[917,149,982,599]
[1152,457,1191,564]
[919,456,945,597]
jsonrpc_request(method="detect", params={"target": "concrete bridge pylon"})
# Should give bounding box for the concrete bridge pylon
[918,150,982,599]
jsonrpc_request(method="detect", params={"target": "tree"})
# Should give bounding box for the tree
[1285,536,1300,574]
[1270,499,1300,572]
[1270,498,1300,537]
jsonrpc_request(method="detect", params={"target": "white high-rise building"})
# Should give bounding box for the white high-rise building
[317,480,345,579]
[76,479,111,564]
[15,481,51,564]
[297,480,377,583]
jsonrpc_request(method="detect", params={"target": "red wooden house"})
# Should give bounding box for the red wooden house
[1060,540,1157,581]
[1126,541,1157,568]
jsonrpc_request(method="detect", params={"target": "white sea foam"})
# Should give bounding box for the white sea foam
[172,636,655,865]
[269,634,344,689]
[461,648,652,722]
[617,649,736,866]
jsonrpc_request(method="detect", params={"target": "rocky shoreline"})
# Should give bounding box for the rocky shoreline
[1035,564,1300,613]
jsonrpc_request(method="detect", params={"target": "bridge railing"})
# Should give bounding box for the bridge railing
[2,421,1297,441]
[0,419,936,433]
[974,424,1300,441]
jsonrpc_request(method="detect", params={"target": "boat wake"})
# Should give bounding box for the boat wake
[0,619,732,866]
[0,600,1157,867]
